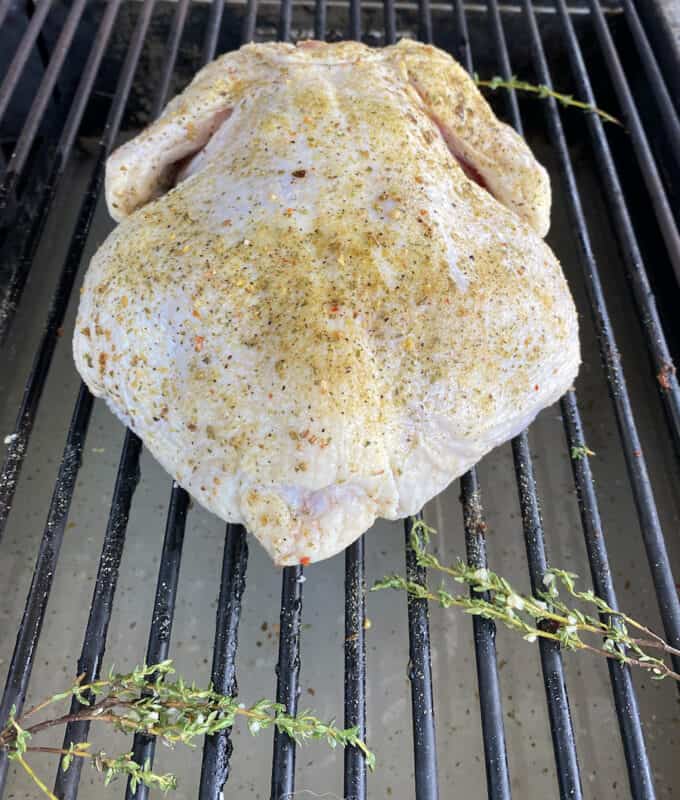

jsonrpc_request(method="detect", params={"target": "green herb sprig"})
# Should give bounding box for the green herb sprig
[374,520,680,681]
[0,661,374,798]
[474,74,622,126]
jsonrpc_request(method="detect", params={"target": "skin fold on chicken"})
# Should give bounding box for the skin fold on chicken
[73,40,580,565]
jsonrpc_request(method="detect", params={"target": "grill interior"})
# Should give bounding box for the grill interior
[1,1,680,799]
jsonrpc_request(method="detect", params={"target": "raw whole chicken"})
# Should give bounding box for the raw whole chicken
[73,40,580,565]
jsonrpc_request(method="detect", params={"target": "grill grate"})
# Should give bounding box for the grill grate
[1,1,679,799]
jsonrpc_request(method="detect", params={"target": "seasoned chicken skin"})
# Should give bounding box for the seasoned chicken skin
[74,40,579,564]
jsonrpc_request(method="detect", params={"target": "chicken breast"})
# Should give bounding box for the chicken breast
[74,40,580,565]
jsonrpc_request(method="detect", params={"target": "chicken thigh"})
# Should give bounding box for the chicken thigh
[74,40,580,565]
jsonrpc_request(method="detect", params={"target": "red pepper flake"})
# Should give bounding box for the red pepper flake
[222,219,232,226]
[300,556,311,566]
[284,207,294,217]
[193,335,205,352]
[292,169,307,178]
[329,303,339,314]
[534,384,540,391]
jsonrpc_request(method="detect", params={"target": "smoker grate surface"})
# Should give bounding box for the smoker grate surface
[1,1,680,799]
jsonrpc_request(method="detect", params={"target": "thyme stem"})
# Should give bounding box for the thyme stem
[1,662,374,797]
[373,519,680,683]
[474,74,622,126]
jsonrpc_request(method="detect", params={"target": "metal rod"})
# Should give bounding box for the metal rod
[523,0,680,670]
[242,0,259,43]
[453,8,512,797]
[53,431,142,799]
[511,434,583,800]
[453,0,473,71]
[125,486,189,800]
[349,0,361,39]
[267,7,303,799]
[0,385,94,795]
[344,537,367,799]
[279,0,293,42]
[551,0,680,457]
[405,514,439,800]
[199,525,249,800]
[0,0,56,125]
[460,472,512,800]
[315,0,327,39]
[384,0,397,43]
[560,391,656,799]
[587,0,680,285]
[152,0,191,121]
[484,3,583,796]
[203,0,227,69]
[0,0,157,544]
[417,0,432,45]
[270,566,304,800]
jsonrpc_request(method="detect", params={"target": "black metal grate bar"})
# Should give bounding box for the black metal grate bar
[125,485,189,800]
[279,0,293,45]
[560,390,656,799]
[199,525,249,800]
[483,3,584,796]
[242,0,259,45]
[268,7,306,798]
[0,0,156,543]
[404,514,439,800]
[460,472,512,800]
[315,0,327,40]
[202,0,227,76]
[522,0,680,669]
[0,0,123,344]
[587,0,680,285]
[551,0,680,454]
[0,385,94,794]
[349,0,361,40]
[436,6,511,799]
[383,0,396,45]
[621,0,680,157]
[120,3,194,795]
[454,12,512,799]
[270,565,304,799]
[0,0,56,125]
[53,431,142,798]
[380,1,439,795]
[152,0,192,122]
[512,436,584,799]
[344,537,367,800]
[334,5,369,798]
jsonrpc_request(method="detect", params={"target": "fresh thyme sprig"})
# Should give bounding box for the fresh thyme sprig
[373,520,680,682]
[474,74,622,126]
[0,661,374,798]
